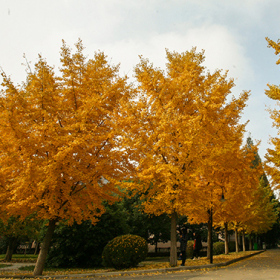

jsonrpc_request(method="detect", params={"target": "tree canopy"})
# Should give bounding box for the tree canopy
[265,37,280,199]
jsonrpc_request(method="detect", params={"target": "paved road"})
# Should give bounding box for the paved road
[93,249,280,280]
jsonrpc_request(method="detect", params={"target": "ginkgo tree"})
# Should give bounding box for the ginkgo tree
[120,48,251,266]
[265,37,280,199]
[212,138,278,254]
[242,178,278,245]
[0,40,132,276]
[235,140,278,252]
[186,138,262,258]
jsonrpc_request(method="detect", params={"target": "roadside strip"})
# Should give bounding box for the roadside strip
[0,250,265,279]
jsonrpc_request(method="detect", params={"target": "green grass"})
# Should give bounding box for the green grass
[0,254,37,263]
[18,265,35,271]
[0,254,37,259]
[0,251,262,277]
[0,264,11,268]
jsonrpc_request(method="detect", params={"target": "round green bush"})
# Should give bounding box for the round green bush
[213,242,225,255]
[102,234,148,269]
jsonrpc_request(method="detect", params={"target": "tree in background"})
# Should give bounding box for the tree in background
[0,40,132,275]
[263,36,280,249]
[120,48,250,266]
[260,198,280,248]
[0,215,42,261]
[46,192,170,268]
[119,191,171,250]
[265,36,280,203]
[211,138,277,253]
[187,139,262,256]
[46,203,130,268]
[256,36,280,241]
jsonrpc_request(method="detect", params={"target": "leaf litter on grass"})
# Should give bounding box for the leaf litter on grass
[0,251,260,277]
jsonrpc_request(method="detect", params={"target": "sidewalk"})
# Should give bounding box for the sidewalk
[0,250,265,279]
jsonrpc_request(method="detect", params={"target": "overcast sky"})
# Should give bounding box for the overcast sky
[1,0,280,160]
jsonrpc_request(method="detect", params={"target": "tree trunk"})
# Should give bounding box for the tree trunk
[234,228,239,252]
[224,222,229,255]
[242,230,246,252]
[207,208,213,263]
[169,211,177,267]
[248,234,252,251]
[34,241,39,255]
[33,219,57,276]
[5,237,18,261]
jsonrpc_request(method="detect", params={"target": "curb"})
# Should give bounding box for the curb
[0,250,265,279]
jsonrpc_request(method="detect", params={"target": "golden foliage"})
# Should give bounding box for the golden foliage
[0,40,132,224]
[265,37,280,195]
[120,48,253,221]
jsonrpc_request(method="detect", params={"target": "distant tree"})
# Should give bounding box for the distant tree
[0,215,42,261]
[260,207,280,248]
[120,192,171,249]
[46,203,130,268]
[265,36,280,199]
[263,36,280,248]
[227,139,278,252]
[46,194,171,267]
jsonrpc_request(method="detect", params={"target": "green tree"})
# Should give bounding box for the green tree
[46,204,130,268]
[0,215,42,261]
[46,192,171,267]
[120,191,171,249]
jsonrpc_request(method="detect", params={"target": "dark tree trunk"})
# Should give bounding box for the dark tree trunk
[4,237,18,261]
[224,222,229,255]
[207,208,213,263]
[33,219,57,276]
[235,228,239,252]
[249,234,252,251]
[170,211,177,267]
[34,241,39,255]
[242,230,246,252]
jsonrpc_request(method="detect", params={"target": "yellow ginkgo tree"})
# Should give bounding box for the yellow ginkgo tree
[213,138,277,254]
[120,48,250,266]
[265,37,280,199]
[0,40,132,276]
[186,137,261,258]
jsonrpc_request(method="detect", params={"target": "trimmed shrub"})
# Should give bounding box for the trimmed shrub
[186,240,194,259]
[102,234,148,269]
[213,242,225,255]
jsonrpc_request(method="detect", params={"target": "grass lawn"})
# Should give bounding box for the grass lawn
[0,254,37,262]
[0,264,11,269]
[0,251,261,277]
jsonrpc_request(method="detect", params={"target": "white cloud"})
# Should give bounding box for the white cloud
[94,23,253,91]
[1,0,279,160]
